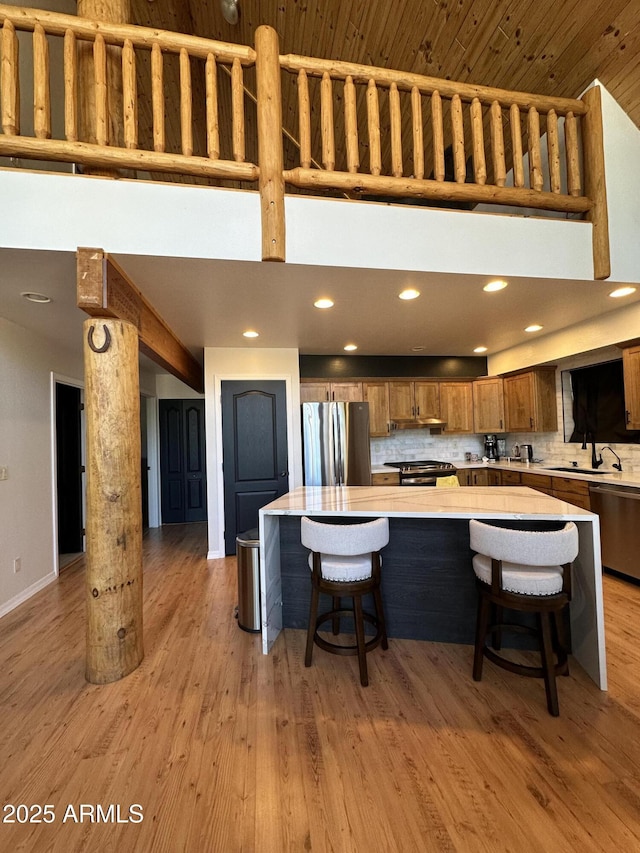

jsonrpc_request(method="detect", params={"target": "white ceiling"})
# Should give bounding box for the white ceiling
[1,246,637,370]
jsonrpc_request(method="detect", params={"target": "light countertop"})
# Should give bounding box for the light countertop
[372,460,640,488]
[453,459,640,488]
[262,485,595,519]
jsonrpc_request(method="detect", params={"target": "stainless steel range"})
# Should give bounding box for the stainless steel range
[384,460,458,486]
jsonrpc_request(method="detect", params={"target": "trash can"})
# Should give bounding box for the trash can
[236,528,261,633]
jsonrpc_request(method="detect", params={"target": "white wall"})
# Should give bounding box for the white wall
[204,348,301,559]
[488,82,640,375]
[0,316,83,615]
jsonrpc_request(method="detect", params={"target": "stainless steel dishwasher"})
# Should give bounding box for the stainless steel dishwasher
[589,483,640,581]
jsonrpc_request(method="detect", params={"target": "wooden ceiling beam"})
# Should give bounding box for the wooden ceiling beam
[77,247,204,393]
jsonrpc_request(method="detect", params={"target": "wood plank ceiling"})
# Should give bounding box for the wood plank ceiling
[129,0,640,185]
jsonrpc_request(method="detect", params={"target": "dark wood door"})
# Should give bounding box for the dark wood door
[55,383,83,555]
[222,381,289,554]
[159,399,207,524]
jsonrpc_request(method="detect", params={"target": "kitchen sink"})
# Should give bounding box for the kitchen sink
[548,467,608,474]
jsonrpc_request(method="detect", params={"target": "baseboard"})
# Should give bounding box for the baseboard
[0,572,57,619]
[207,550,225,560]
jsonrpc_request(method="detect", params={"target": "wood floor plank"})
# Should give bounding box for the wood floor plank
[1,524,639,852]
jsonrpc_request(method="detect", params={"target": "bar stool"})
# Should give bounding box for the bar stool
[301,516,389,687]
[469,519,579,716]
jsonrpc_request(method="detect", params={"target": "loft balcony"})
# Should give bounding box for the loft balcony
[0,4,609,278]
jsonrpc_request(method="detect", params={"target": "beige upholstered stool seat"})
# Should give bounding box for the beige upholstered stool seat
[469,519,579,716]
[301,517,389,687]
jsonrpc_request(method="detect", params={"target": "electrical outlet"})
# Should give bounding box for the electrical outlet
[13,558,21,574]
[0,466,8,481]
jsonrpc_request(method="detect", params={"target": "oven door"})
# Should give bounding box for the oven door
[400,475,437,486]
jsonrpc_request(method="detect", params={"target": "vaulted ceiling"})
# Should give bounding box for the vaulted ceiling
[131,0,640,130]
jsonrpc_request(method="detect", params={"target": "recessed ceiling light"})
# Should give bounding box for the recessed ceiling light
[609,286,636,298]
[524,324,543,333]
[399,288,420,300]
[344,344,358,352]
[21,291,52,303]
[411,346,425,352]
[474,346,488,353]
[314,298,334,309]
[483,280,508,292]
[243,330,259,338]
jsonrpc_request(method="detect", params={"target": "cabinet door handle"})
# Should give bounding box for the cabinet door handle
[626,409,631,425]
[530,417,534,428]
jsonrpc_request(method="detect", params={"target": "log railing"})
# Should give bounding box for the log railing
[0,7,609,276]
[279,52,609,278]
[0,5,258,179]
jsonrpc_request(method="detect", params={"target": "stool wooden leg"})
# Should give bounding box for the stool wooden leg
[473,592,491,681]
[353,594,369,687]
[539,611,559,716]
[491,604,503,650]
[305,584,320,668]
[553,607,570,676]
[332,597,341,635]
[373,586,388,650]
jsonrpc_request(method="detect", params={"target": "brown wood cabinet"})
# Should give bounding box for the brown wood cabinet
[550,475,591,510]
[500,470,522,485]
[439,382,474,434]
[473,377,505,433]
[388,381,440,420]
[371,471,400,486]
[300,380,363,403]
[514,470,591,509]
[503,368,558,433]
[622,345,640,430]
[363,381,390,437]
[458,467,501,486]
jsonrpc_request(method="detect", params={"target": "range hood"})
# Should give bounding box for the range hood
[390,417,447,430]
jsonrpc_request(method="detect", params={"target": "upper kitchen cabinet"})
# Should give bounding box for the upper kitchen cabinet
[622,345,640,429]
[439,382,474,434]
[414,382,441,419]
[503,368,558,432]
[388,381,440,419]
[473,377,505,433]
[300,380,363,403]
[363,381,390,436]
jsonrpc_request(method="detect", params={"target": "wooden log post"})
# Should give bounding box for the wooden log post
[84,317,143,684]
[77,0,130,173]
[255,25,285,261]
[582,85,611,280]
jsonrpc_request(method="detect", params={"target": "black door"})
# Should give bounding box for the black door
[56,383,83,555]
[159,399,207,524]
[222,381,289,554]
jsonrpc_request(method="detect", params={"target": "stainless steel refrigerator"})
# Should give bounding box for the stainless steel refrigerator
[301,401,371,486]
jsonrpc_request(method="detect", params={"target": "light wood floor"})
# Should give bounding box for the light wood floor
[1,523,639,852]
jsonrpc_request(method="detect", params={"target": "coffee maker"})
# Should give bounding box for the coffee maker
[484,434,499,461]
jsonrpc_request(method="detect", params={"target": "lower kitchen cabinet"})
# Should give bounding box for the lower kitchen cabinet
[371,471,400,486]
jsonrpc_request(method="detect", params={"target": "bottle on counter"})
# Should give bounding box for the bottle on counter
[512,444,520,459]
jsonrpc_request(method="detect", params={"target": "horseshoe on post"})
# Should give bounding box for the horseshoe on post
[87,323,111,353]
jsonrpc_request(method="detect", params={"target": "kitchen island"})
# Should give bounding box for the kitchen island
[258,486,606,688]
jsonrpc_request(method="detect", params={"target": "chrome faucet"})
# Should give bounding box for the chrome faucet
[599,446,623,471]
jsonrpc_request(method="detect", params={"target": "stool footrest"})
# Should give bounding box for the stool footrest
[313,608,384,657]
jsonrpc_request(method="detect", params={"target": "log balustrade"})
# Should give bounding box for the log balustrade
[0,5,609,276]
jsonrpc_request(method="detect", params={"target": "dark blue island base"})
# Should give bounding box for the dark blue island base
[279,515,553,647]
